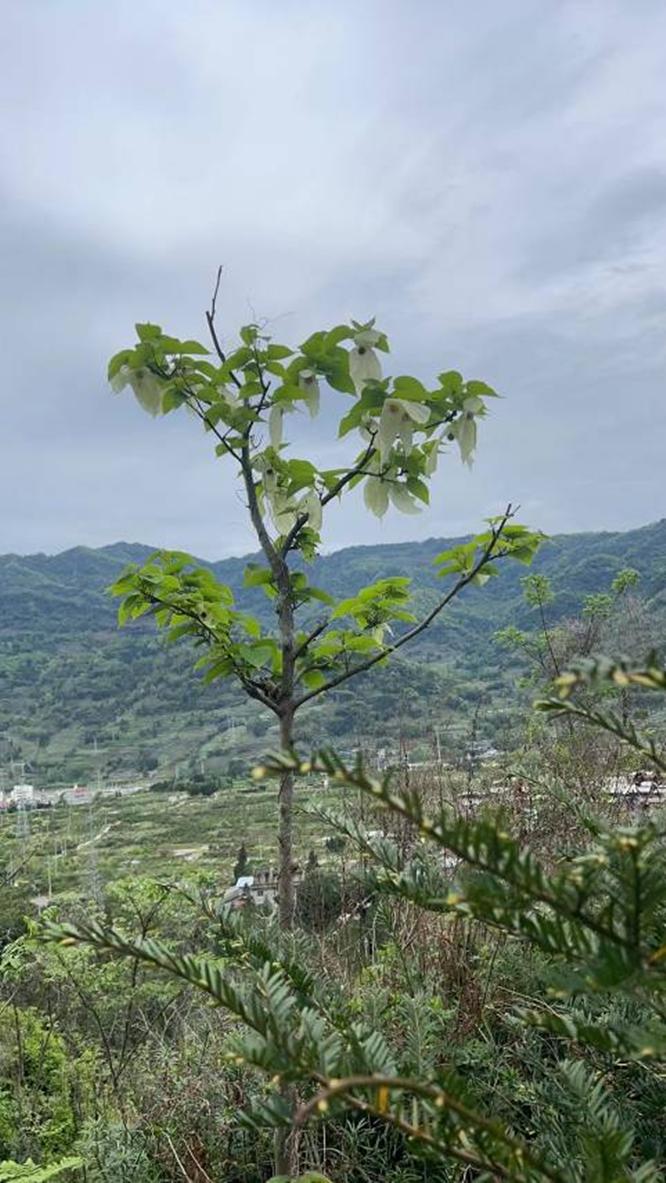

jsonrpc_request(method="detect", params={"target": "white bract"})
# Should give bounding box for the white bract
[363,475,390,518]
[424,442,440,475]
[110,366,164,417]
[353,327,383,349]
[388,483,421,514]
[110,364,132,394]
[220,384,240,411]
[452,412,477,466]
[377,398,430,461]
[268,404,284,449]
[299,489,323,532]
[298,370,320,417]
[349,344,382,394]
[254,460,295,535]
[363,455,421,519]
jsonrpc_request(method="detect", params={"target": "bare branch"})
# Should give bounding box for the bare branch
[204,265,242,388]
[205,265,227,365]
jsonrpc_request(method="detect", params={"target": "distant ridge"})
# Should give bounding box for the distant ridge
[1,519,665,633]
[0,519,663,786]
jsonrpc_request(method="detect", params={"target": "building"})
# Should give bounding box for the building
[11,784,35,805]
[222,867,302,910]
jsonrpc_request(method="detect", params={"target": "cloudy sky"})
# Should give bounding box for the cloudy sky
[1,0,665,559]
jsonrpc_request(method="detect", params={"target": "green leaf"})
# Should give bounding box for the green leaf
[286,458,318,493]
[338,402,366,438]
[393,375,428,400]
[243,563,275,589]
[107,349,132,380]
[0,1159,83,1181]
[161,388,187,413]
[300,669,328,690]
[465,379,497,398]
[240,640,280,670]
[135,322,162,342]
[325,324,353,347]
[406,476,430,505]
[437,370,463,397]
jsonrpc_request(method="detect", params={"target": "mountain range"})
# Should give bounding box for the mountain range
[0,519,664,786]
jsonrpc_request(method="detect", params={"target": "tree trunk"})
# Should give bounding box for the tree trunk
[274,711,299,1178]
[277,708,295,931]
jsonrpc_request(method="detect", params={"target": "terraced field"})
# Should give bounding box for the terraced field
[0,776,350,918]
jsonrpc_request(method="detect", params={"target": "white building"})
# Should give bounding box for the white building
[11,784,35,805]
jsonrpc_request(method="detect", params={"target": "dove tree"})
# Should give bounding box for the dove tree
[108,274,541,928]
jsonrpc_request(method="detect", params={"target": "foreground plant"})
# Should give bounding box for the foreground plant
[42,658,666,1180]
[108,273,541,930]
[0,1159,82,1181]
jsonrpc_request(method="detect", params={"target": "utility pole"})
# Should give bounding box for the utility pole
[434,724,442,765]
[16,799,30,844]
[85,799,102,906]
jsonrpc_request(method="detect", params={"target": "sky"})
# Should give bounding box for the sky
[1,0,665,559]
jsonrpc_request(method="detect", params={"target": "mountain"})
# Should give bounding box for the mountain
[0,520,664,786]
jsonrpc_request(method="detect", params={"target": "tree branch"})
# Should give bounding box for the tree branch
[293,617,331,662]
[137,591,278,712]
[280,437,378,557]
[294,508,515,709]
[204,265,242,388]
[296,1074,564,1183]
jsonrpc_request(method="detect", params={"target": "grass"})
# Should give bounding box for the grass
[0,775,349,906]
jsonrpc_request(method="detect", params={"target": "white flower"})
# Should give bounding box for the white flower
[298,370,320,417]
[123,368,164,416]
[268,404,284,449]
[359,416,378,442]
[110,364,131,394]
[452,412,477,466]
[259,463,298,535]
[377,398,430,461]
[363,476,389,518]
[388,484,421,514]
[353,328,383,349]
[299,489,322,532]
[424,442,440,475]
[220,384,240,410]
[349,345,382,393]
[272,502,298,535]
[463,395,484,415]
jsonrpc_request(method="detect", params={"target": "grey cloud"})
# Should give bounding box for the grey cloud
[518,168,666,281]
[1,1,665,557]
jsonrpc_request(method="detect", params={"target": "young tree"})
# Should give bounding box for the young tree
[233,842,250,883]
[496,567,643,686]
[45,654,666,1182]
[108,272,541,929]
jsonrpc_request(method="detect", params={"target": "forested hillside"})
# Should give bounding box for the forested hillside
[1,520,664,786]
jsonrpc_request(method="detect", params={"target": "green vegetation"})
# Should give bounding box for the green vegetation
[27,654,666,1182]
[1,520,664,789]
[104,302,541,933]
[0,293,664,1182]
